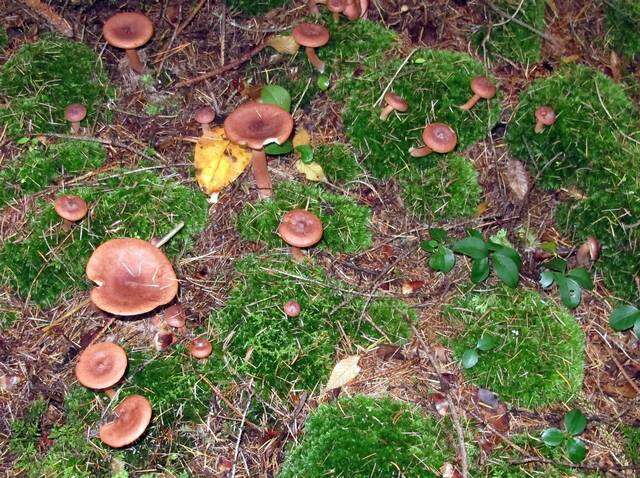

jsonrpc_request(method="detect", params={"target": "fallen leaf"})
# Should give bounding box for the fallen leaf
[267,35,300,55]
[431,392,449,416]
[324,355,361,391]
[402,280,424,295]
[292,127,311,148]
[506,159,529,201]
[295,159,326,182]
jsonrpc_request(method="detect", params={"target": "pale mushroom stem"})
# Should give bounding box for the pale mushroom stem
[305,47,325,73]
[62,218,73,231]
[409,145,432,158]
[125,49,145,73]
[70,121,81,134]
[201,123,211,135]
[104,388,116,399]
[332,11,340,22]
[459,94,481,111]
[290,246,305,262]
[252,149,273,199]
[534,120,545,134]
[379,104,395,121]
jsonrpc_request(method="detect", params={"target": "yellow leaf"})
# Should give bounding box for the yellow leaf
[266,35,300,55]
[194,126,252,196]
[292,128,311,148]
[324,355,361,392]
[295,160,326,182]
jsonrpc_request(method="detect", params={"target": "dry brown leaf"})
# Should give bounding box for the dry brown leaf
[506,159,530,201]
[401,280,424,295]
[295,160,326,182]
[267,35,300,55]
[292,127,311,148]
[324,355,361,391]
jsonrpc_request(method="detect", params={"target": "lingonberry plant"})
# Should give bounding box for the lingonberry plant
[539,258,593,309]
[541,409,588,463]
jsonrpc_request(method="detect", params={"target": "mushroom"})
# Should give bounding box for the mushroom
[154,330,175,351]
[459,76,496,111]
[344,0,363,20]
[308,0,325,14]
[576,236,601,267]
[188,337,212,359]
[327,0,345,22]
[278,209,323,258]
[224,102,294,199]
[102,12,154,74]
[86,238,178,316]
[54,195,88,229]
[534,106,556,133]
[64,104,87,134]
[75,342,127,390]
[195,106,215,136]
[99,395,152,448]
[164,304,186,328]
[380,92,408,120]
[410,123,457,158]
[284,300,301,317]
[292,23,330,73]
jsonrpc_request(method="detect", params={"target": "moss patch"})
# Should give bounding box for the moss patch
[212,254,414,396]
[278,395,454,477]
[0,307,20,330]
[622,424,640,464]
[605,0,640,59]
[314,143,364,183]
[0,26,7,51]
[445,285,585,409]
[0,35,113,137]
[225,0,289,15]
[236,181,372,253]
[0,170,209,309]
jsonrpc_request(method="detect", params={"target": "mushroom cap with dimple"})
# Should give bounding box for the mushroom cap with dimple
[470,76,496,99]
[164,304,186,328]
[65,103,87,123]
[75,342,127,390]
[422,123,457,154]
[99,395,152,448]
[54,195,88,222]
[224,102,293,150]
[103,12,154,50]
[278,209,323,248]
[86,238,178,316]
[292,23,330,48]
[188,337,212,359]
[384,92,408,112]
[535,106,556,125]
[195,106,215,125]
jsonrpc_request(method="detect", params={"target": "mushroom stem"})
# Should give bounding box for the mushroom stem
[305,46,325,73]
[332,11,340,22]
[154,222,185,248]
[534,120,545,134]
[201,123,211,135]
[290,246,305,262]
[409,145,432,158]
[70,121,81,134]
[459,94,481,111]
[125,48,145,73]
[252,149,273,199]
[379,104,395,121]
[62,218,73,231]
[104,388,116,399]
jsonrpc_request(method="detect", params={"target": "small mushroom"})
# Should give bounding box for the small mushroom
[284,300,301,317]
[64,104,87,134]
[86,238,178,316]
[380,92,408,120]
[195,106,215,135]
[54,195,88,229]
[278,209,323,258]
[410,123,457,157]
[75,342,127,390]
[576,236,601,267]
[188,337,212,359]
[102,12,154,74]
[459,76,496,111]
[344,0,363,20]
[154,330,175,351]
[224,102,294,199]
[164,304,186,328]
[327,0,345,22]
[99,395,152,448]
[534,106,556,134]
[292,23,330,73]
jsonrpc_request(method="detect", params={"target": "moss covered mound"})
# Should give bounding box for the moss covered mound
[0,170,209,309]
[0,35,113,137]
[446,286,585,409]
[0,140,107,207]
[278,395,454,478]
[605,0,640,59]
[225,0,289,15]
[314,143,363,183]
[212,254,414,396]
[237,181,372,253]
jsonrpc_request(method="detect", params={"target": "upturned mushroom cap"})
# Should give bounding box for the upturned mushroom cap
[103,12,154,50]
[54,195,88,222]
[188,337,212,359]
[384,92,409,112]
[535,106,556,126]
[65,104,87,123]
[99,395,152,448]
[75,342,127,390]
[86,238,178,316]
[292,23,330,48]
[278,209,323,248]
[470,76,496,99]
[164,304,186,328]
[195,106,215,125]
[224,102,293,150]
[422,123,457,153]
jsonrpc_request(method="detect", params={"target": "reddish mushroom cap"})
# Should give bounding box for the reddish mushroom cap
[278,209,323,248]
[75,342,127,390]
[54,195,88,222]
[327,0,345,13]
[470,76,496,99]
[284,300,301,317]
[86,238,178,316]
[195,106,215,125]
[164,304,186,328]
[422,123,457,154]
[103,12,154,50]
[65,104,87,123]
[188,337,212,359]
[99,395,152,448]
[292,23,330,48]
[224,102,293,150]
[384,92,409,112]
[535,106,556,126]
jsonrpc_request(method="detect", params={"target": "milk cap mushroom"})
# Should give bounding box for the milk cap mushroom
[75,342,127,390]
[188,337,212,359]
[292,23,330,73]
[327,0,345,21]
[278,209,323,248]
[284,300,301,317]
[65,104,87,134]
[459,76,496,111]
[380,92,408,120]
[410,123,457,157]
[103,12,154,73]
[195,106,215,135]
[54,195,88,223]
[164,304,186,328]
[534,106,556,133]
[99,395,152,448]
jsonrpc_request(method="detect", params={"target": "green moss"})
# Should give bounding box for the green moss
[315,143,363,183]
[0,170,209,309]
[225,0,289,15]
[0,307,20,330]
[212,254,414,396]
[0,26,7,51]
[605,0,640,58]
[0,140,107,207]
[445,285,585,409]
[236,181,372,253]
[278,395,454,477]
[473,0,547,64]
[622,424,640,464]
[0,35,113,137]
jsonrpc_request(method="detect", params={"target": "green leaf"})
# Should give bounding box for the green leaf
[493,253,520,287]
[544,257,567,273]
[260,85,291,112]
[428,246,455,273]
[471,257,490,283]
[564,409,587,436]
[420,239,439,253]
[556,275,582,309]
[634,318,640,338]
[16,137,30,145]
[452,236,488,259]
[541,428,564,447]
[429,228,448,244]
[317,75,330,91]
[461,349,479,369]
[566,438,587,463]
[264,141,293,155]
[609,305,640,331]
[541,241,557,253]
[567,268,593,290]
[477,335,498,352]
[494,246,521,268]
[540,270,555,289]
[413,57,426,64]
[295,144,314,164]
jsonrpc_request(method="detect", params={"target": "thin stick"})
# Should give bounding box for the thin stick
[374,48,418,107]
[230,389,253,478]
[487,1,558,44]
[19,0,73,38]
[154,222,185,248]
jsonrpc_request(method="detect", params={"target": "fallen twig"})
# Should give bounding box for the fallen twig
[19,0,73,38]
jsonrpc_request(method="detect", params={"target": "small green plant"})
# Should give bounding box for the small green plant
[605,0,640,58]
[539,258,593,309]
[421,228,456,273]
[460,333,499,369]
[541,409,588,463]
[609,303,640,338]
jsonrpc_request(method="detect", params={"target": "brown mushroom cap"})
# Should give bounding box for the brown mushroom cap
[54,195,88,222]
[224,102,293,150]
[470,76,496,99]
[65,104,87,123]
[103,12,154,50]
[422,123,457,154]
[188,337,212,359]
[86,238,178,316]
[292,23,330,48]
[535,106,556,126]
[75,342,127,390]
[384,92,409,112]
[284,300,301,317]
[278,209,323,248]
[327,0,345,13]
[99,395,152,448]
[164,304,186,328]
[195,106,215,125]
